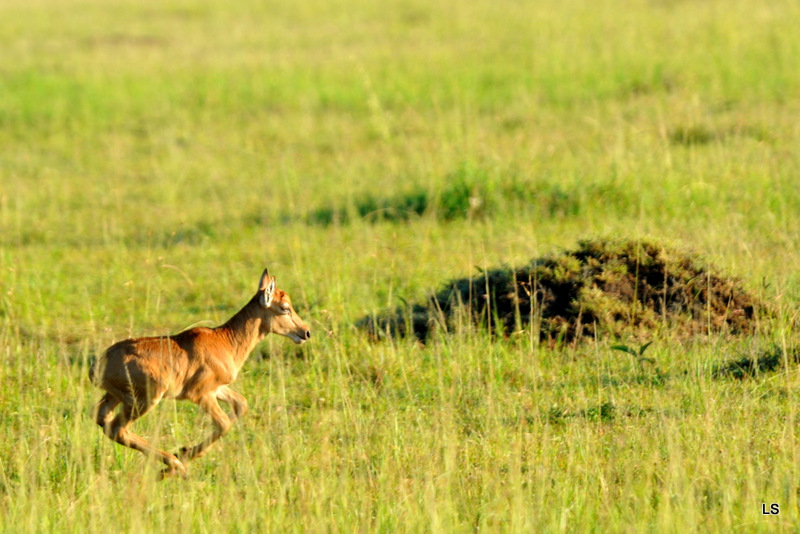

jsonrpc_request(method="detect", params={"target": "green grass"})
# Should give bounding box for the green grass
[2,0,800,531]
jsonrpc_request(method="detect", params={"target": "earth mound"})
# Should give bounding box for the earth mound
[361,238,766,344]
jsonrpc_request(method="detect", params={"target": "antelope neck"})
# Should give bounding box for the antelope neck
[218,295,270,367]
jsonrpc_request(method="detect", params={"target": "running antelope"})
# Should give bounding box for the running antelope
[89,268,311,479]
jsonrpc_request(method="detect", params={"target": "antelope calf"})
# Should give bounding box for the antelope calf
[89,268,311,479]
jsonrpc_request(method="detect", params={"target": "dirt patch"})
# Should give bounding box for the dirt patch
[360,238,767,345]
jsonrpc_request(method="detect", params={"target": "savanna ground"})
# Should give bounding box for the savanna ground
[2,0,800,531]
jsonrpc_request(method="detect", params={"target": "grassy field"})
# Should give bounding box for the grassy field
[2,0,800,531]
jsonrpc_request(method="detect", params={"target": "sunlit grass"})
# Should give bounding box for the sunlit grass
[2,0,800,531]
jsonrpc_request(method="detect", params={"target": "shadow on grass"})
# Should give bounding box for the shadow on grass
[713,344,800,379]
[545,402,664,425]
[668,124,773,147]
[303,163,630,226]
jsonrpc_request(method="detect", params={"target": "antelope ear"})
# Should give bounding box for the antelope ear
[259,269,276,307]
[258,268,270,290]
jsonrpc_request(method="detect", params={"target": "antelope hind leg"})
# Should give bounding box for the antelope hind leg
[107,402,188,478]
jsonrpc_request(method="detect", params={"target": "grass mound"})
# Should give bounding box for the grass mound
[361,238,767,344]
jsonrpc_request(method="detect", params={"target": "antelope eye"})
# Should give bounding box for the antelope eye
[280,304,291,314]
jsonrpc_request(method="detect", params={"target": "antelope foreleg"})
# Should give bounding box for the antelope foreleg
[215,385,248,420]
[178,394,233,462]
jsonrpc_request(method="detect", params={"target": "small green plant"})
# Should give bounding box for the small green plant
[612,341,669,386]
[611,340,655,364]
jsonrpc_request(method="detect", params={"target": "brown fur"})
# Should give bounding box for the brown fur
[89,269,310,479]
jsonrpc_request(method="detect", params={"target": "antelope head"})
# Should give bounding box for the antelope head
[258,269,311,344]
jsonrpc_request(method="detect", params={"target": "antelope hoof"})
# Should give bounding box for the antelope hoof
[158,466,187,481]
[177,446,193,462]
[158,459,188,481]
